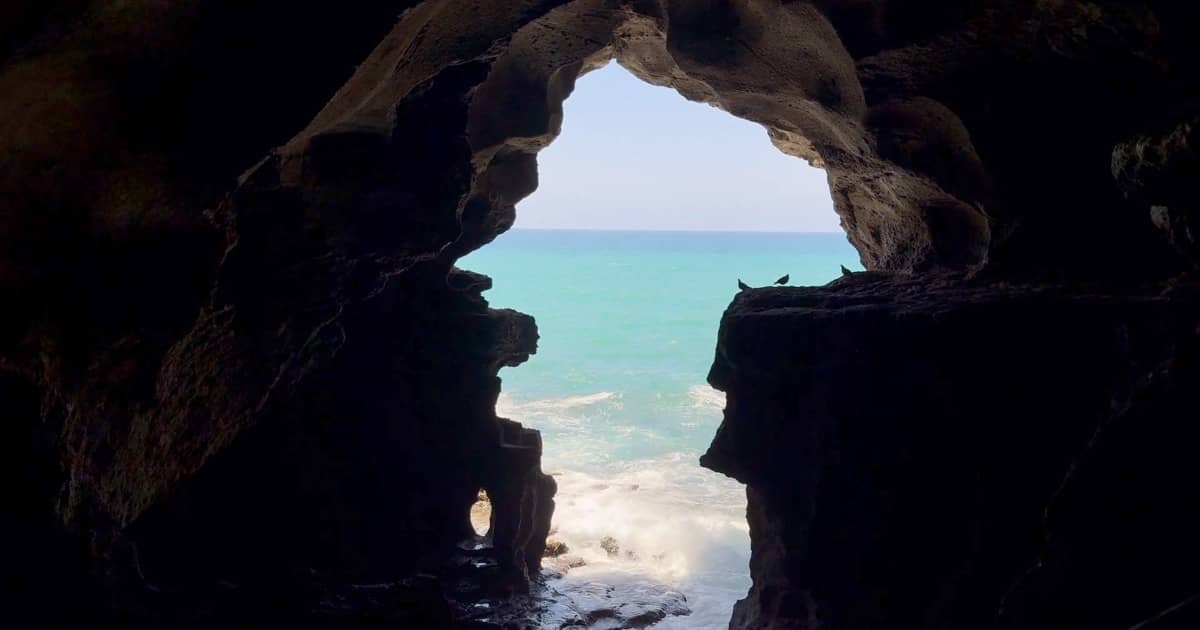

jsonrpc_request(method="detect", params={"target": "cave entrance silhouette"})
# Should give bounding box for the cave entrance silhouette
[459,60,854,629]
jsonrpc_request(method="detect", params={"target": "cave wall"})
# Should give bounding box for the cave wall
[2,0,1200,627]
[1,0,560,623]
[702,275,1200,628]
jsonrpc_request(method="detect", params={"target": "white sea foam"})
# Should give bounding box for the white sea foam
[544,454,750,629]
[494,388,747,627]
[497,391,619,416]
[687,384,726,411]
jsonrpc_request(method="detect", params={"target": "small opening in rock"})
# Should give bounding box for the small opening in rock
[470,489,492,537]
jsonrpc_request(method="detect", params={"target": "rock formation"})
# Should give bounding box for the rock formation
[2,0,1199,627]
[702,274,1200,628]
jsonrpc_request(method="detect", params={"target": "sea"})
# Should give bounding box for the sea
[460,229,861,628]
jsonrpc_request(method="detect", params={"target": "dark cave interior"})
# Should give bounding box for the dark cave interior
[3,1,1200,628]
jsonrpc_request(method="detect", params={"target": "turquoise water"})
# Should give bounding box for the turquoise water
[461,229,860,628]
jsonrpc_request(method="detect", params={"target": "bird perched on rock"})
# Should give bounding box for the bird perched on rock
[840,265,853,277]
[738,279,751,291]
[775,274,789,285]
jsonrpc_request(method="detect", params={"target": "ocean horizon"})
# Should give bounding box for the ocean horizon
[461,228,860,628]
[493,226,846,233]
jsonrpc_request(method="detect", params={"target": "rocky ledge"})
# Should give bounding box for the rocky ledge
[703,272,1200,630]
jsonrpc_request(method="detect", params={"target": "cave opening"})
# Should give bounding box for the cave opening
[461,60,858,627]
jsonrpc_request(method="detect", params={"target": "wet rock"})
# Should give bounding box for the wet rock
[485,419,558,582]
[555,579,690,629]
[551,555,587,572]
[599,537,620,558]
[544,539,570,557]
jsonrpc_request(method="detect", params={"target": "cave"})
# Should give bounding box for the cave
[3,1,1200,628]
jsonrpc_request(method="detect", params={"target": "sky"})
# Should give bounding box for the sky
[513,61,840,233]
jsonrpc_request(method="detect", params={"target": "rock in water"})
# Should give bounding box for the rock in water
[544,539,569,557]
[555,580,690,629]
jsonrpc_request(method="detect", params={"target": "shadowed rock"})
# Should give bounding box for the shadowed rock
[703,273,1200,629]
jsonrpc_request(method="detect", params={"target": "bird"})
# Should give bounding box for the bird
[738,279,751,291]
[840,265,854,277]
[774,274,789,285]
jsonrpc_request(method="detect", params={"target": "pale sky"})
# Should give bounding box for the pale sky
[514,61,840,232]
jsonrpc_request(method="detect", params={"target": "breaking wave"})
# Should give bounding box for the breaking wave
[496,391,619,416]
[544,454,750,629]
[687,384,726,411]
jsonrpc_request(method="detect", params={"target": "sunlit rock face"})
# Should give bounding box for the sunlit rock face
[2,0,1200,627]
[460,0,1200,278]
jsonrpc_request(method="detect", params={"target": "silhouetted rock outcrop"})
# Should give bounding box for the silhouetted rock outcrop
[703,274,1200,629]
